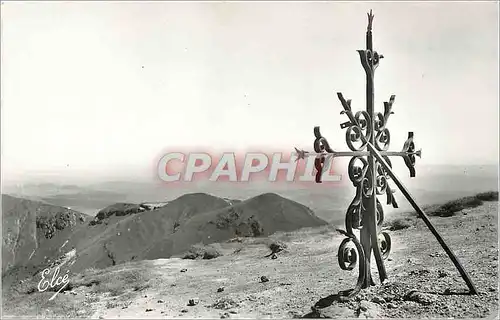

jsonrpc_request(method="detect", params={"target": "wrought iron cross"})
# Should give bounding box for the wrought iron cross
[296,10,477,298]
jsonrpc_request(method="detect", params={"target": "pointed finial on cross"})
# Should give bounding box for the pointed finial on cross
[367,9,374,32]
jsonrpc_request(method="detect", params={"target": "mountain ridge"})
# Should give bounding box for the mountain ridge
[2,192,327,290]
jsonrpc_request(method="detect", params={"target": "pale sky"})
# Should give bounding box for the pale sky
[1,1,498,183]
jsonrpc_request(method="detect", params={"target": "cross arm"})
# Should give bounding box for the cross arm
[297,149,422,159]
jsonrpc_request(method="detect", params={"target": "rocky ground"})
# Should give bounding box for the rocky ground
[2,201,498,319]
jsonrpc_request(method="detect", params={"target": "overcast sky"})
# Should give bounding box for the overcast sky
[1,1,498,183]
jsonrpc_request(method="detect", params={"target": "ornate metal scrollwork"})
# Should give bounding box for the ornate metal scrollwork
[333,10,397,295]
[372,112,393,262]
[303,9,427,298]
[335,95,394,294]
[302,9,479,298]
[378,231,392,260]
[336,229,366,297]
[335,92,375,296]
[314,120,371,296]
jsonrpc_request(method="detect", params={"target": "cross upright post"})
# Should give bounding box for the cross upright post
[362,9,387,289]
[296,10,478,298]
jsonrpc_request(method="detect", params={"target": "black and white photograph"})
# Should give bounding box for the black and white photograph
[1,1,498,319]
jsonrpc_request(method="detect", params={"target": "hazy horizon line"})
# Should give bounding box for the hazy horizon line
[2,162,498,186]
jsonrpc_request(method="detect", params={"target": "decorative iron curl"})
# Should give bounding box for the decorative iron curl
[345,157,370,234]
[359,166,385,229]
[358,49,384,76]
[313,126,334,183]
[336,229,366,298]
[382,156,399,209]
[348,156,369,186]
[402,132,421,178]
[346,115,371,151]
[376,198,384,228]
[375,161,394,216]
[345,199,363,235]
[338,237,359,271]
[375,161,388,195]
[337,93,372,151]
[378,231,392,260]
[314,126,334,153]
[375,126,391,151]
[343,186,384,239]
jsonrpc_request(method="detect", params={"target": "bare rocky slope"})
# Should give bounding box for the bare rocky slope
[2,195,90,288]
[2,192,326,291]
[3,194,498,319]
